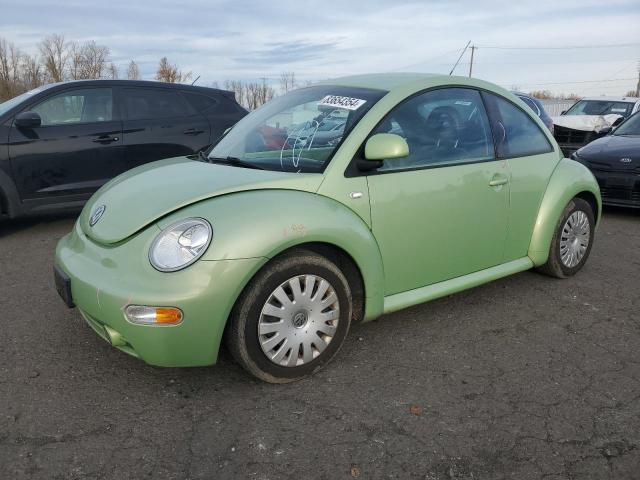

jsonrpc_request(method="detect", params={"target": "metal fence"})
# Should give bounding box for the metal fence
[539,99,577,117]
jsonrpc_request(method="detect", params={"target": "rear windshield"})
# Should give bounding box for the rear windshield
[565,100,635,118]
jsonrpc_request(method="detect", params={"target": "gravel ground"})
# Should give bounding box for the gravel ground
[1,208,639,480]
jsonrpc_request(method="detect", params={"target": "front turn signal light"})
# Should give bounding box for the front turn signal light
[125,305,183,326]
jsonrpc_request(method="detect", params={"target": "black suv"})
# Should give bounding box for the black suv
[0,80,247,219]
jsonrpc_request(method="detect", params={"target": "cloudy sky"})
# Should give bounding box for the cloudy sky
[1,0,639,95]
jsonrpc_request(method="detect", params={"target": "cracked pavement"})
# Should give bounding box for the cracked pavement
[1,208,639,479]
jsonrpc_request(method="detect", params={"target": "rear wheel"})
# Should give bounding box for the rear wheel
[225,249,352,383]
[537,198,595,278]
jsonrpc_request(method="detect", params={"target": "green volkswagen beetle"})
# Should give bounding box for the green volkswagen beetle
[54,73,600,382]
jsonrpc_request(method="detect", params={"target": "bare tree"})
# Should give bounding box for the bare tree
[127,60,140,80]
[21,53,44,89]
[279,71,296,93]
[67,40,110,80]
[0,38,23,100]
[155,57,191,83]
[224,79,246,107]
[79,41,110,79]
[68,42,83,80]
[106,62,118,79]
[38,34,68,83]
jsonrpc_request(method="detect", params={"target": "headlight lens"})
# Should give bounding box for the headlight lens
[149,218,212,272]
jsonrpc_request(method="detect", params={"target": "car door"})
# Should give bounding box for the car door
[8,87,124,201]
[365,87,510,295]
[120,87,211,170]
[481,91,559,262]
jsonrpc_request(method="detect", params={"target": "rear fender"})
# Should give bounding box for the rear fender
[528,159,602,266]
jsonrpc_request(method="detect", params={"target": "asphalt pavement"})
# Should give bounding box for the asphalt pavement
[1,208,639,479]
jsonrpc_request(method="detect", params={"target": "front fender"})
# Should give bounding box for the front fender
[528,159,602,266]
[157,189,386,321]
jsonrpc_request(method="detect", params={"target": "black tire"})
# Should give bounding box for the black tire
[537,198,595,278]
[225,249,352,383]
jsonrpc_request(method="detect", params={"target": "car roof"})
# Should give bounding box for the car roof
[40,79,235,97]
[318,72,518,98]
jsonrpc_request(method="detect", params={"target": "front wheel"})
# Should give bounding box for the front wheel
[225,249,352,383]
[537,197,595,278]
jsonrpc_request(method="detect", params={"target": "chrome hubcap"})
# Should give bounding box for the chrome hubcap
[258,274,340,367]
[559,210,590,268]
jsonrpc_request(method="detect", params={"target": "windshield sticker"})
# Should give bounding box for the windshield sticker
[318,95,366,111]
[454,101,472,106]
[610,108,627,113]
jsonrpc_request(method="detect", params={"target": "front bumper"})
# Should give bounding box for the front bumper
[590,170,640,208]
[55,221,265,367]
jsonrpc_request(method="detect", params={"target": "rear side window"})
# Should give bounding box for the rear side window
[483,92,552,158]
[32,88,113,125]
[123,88,192,120]
[181,92,218,112]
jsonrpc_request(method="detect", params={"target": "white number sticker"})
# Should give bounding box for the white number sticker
[318,95,366,110]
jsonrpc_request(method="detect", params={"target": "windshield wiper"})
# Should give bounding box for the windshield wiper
[208,156,265,170]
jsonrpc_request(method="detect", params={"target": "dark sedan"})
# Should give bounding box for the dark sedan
[572,111,640,208]
[0,80,247,219]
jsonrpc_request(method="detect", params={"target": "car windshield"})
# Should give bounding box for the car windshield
[613,112,640,136]
[565,100,635,118]
[208,85,387,173]
[0,85,53,116]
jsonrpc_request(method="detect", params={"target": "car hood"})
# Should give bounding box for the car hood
[577,135,640,170]
[552,114,622,132]
[80,157,324,245]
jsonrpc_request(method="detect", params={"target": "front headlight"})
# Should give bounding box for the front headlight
[149,218,212,272]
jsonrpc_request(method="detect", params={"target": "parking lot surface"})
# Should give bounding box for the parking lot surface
[1,208,639,479]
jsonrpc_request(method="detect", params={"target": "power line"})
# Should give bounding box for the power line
[477,42,640,50]
[510,77,636,87]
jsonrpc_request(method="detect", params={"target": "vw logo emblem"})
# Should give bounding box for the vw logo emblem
[620,157,632,163]
[89,204,106,227]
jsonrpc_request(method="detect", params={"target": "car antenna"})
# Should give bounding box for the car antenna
[449,41,471,75]
[191,75,200,86]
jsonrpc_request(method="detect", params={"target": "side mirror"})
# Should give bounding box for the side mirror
[15,111,42,129]
[364,133,409,161]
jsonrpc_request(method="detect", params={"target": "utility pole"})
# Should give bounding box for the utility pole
[449,41,471,75]
[468,45,476,78]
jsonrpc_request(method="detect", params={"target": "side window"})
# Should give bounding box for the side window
[32,88,113,126]
[123,88,192,120]
[483,92,552,158]
[181,92,218,112]
[372,88,494,171]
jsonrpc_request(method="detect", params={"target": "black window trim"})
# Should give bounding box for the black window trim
[18,86,119,128]
[345,85,502,178]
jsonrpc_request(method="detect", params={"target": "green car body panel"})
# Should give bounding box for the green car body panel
[54,73,601,368]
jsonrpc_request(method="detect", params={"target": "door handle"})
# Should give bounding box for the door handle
[183,128,204,135]
[489,174,509,187]
[92,135,119,144]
